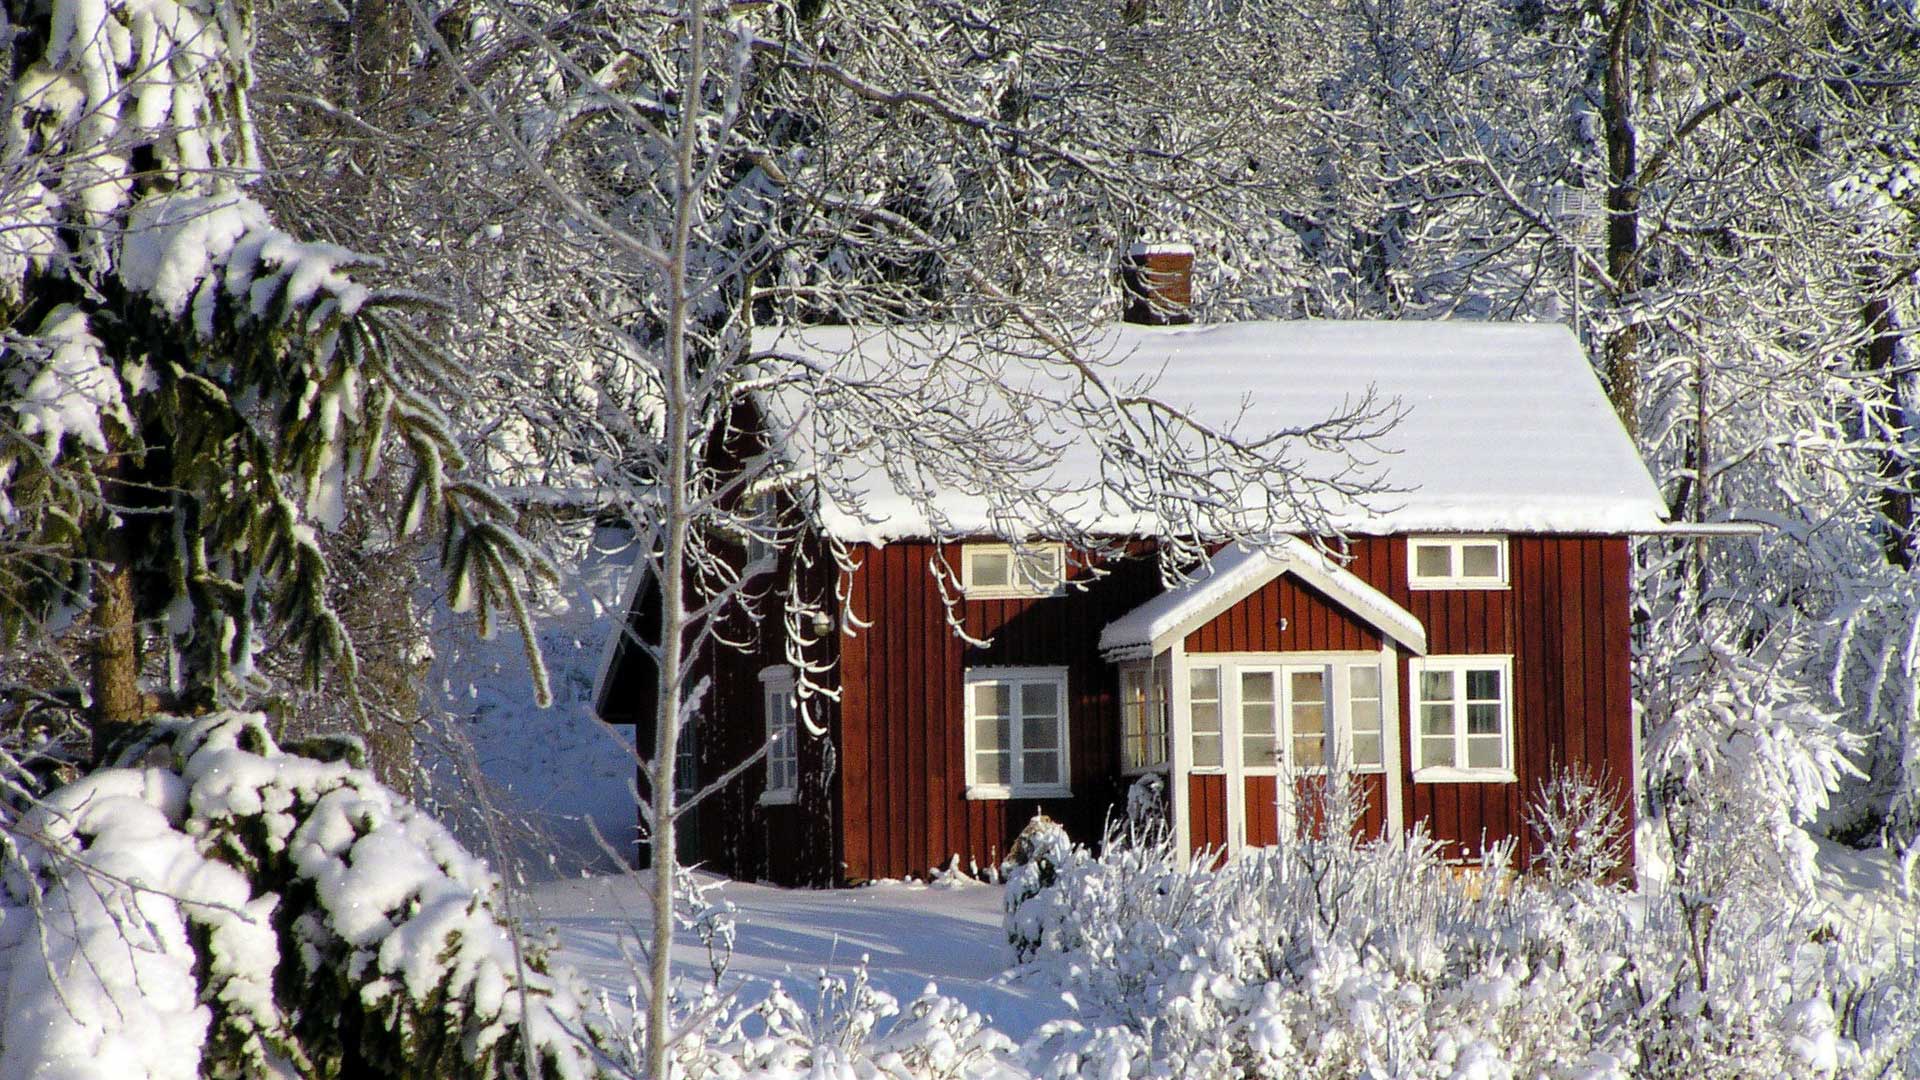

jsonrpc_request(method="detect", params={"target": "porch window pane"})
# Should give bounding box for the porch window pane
[1289,669,1327,769]
[1349,664,1384,770]
[1190,666,1223,768]
[1190,666,1219,701]
[1352,733,1382,766]
[1192,733,1223,769]
[1242,671,1277,765]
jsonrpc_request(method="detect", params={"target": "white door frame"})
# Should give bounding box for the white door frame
[1176,650,1399,855]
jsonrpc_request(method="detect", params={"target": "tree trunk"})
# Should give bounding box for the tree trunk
[648,4,712,1074]
[1864,292,1913,568]
[89,530,144,761]
[1601,0,1643,439]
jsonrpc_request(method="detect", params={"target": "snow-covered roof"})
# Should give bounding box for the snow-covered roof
[751,320,1667,542]
[1099,539,1428,660]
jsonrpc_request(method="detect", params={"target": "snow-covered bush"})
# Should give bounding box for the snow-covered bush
[1526,766,1631,887]
[0,712,600,1080]
[1003,813,1919,1077]
[596,960,1021,1079]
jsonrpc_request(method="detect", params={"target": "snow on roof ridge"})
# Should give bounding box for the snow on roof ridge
[749,318,1669,541]
[1099,539,1427,658]
[1126,241,1197,257]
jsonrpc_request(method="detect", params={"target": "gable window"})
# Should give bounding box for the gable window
[740,492,777,574]
[760,667,799,805]
[1410,656,1514,782]
[965,667,1071,798]
[1408,537,1508,590]
[1119,657,1170,773]
[1189,666,1224,769]
[960,543,1066,599]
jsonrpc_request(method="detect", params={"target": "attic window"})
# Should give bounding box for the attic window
[960,543,1065,599]
[1408,537,1508,590]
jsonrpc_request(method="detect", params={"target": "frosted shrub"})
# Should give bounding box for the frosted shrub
[1003,802,1918,1078]
[600,961,1019,1079]
[0,712,600,1080]
[1526,767,1631,887]
[1004,812,1079,961]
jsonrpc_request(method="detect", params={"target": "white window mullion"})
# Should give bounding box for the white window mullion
[965,667,1070,798]
[1410,655,1514,783]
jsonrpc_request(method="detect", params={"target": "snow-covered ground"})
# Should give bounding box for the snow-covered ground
[529,872,1072,1043]
[426,523,642,871]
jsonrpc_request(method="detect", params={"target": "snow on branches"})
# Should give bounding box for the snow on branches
[0,712,599,1080]
[0,0,556,710]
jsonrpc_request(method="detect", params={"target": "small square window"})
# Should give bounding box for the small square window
[1409,537,1508,590]
[960,543,1066,599]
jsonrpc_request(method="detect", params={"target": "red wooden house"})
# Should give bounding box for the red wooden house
[596,278,1673,885]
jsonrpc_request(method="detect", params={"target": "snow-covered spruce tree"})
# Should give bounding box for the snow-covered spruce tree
[0,0,555,756]
[0,711,600,1079]
[398,0,1397,1073]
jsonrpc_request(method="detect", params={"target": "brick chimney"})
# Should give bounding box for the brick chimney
[1121,242,1195,325]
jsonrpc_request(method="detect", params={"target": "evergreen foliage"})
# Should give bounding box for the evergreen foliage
[0,712,601,1079]
[0,0,554,721]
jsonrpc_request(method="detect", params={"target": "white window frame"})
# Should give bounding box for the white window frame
[1345,661,1387,774]
[1409,654,1516,783]
[1187,664,1226,772]
[759,666,799,806]
[959,543,1066,599]
[963,666,1072,799]
[1118,657,1170,774]
[1407,536,1510,590]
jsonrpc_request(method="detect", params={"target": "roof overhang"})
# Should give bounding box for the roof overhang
[1625,520,1768,538]
[1099,539,1428,661]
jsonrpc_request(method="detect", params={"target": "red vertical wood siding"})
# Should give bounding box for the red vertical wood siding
[1188,773,1230,856]
[1184,575,1384,653]
[628,530,1635,884]
[835,542,1163,882]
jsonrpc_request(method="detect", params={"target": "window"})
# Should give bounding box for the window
[1240,669,1278,767]
[1410,656,1514,781]
[741,493,776,573]
[1348,663,1385,771]
[960,543,1066,599]
[1408,537,1508,590]
[1119,659,1169,772]
[1189,666,1223,769]
[760,667,799,805]
[1287,669,1329,769]
[965,668,1071,797]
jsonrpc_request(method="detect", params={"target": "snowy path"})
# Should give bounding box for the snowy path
[527,873,1070,1041]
